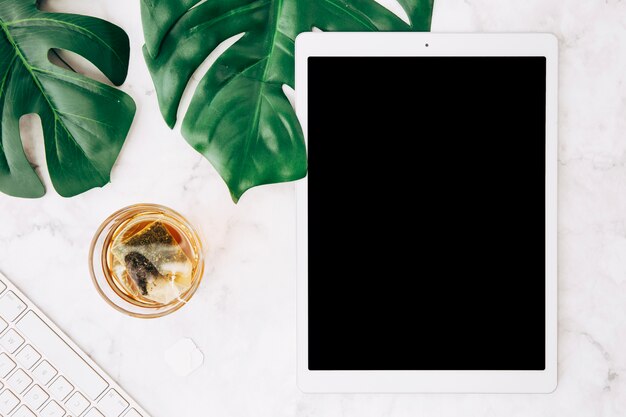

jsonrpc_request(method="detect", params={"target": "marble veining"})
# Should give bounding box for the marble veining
[0,0,625,415]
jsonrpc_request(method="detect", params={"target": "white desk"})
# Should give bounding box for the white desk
[0,0,623,415]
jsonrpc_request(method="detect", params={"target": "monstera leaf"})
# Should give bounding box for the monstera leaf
[142,0,434,201]
[0,0,135,198]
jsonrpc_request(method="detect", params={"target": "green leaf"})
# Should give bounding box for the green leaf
[0,0,136,198]
[142,0,434,202]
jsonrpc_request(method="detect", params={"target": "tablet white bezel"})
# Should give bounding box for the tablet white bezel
[295,33,557,393]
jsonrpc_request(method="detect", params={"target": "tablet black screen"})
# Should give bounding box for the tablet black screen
[307,57,546,371]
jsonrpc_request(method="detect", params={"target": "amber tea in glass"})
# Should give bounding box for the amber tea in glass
[90,204,204,318]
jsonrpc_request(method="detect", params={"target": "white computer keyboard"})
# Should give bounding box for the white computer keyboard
[0,272,151,417]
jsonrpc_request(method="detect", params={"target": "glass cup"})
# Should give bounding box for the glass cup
[89,204,205,318]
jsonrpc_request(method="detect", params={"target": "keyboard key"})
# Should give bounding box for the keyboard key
[24,384,49,410]
[0,291,27,321]
[49,376,73,401]
[124,409,143,417]
[66,391,90,415]
[0,352,16,377]
[32,360,57,385]
[16,312,109,399]
[16,345,41,369]
[86,408,105,417]
[0,329,25,353]
[7,369,33,393]
[0,389,20,414]
[98,389,129,417]
[0,280,6,294]
[41,400,66,417]
[13,405,36,417]
[0,317,7,333]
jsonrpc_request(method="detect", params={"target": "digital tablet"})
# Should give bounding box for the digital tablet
[295,33,557,393]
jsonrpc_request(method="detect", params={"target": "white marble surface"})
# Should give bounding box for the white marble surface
[1,0,625,415]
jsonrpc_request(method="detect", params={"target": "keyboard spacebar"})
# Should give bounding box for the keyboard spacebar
[16,311,108,400]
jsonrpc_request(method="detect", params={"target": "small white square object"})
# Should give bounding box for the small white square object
[164,338,204,376]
